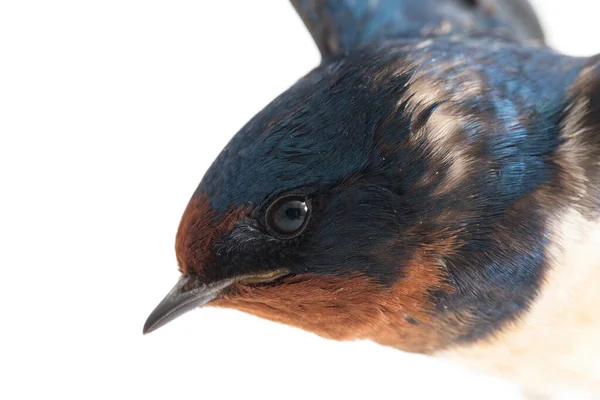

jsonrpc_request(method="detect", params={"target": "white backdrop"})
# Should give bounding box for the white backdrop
[1,1,598,399]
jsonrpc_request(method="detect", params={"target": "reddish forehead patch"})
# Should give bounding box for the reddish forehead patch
[175,196,248,276]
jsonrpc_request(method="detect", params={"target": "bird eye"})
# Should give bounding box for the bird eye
[266,195,310,238]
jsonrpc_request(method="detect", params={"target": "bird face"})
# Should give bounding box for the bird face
[144,41,600,353]
[144,52,457,349]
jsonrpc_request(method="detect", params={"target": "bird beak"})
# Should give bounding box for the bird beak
[143,269,289,335]
[143,274,231,335]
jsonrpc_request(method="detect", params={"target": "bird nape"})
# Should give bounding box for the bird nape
[144,0,600,397]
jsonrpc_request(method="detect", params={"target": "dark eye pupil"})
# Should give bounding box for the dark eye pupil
[285,206,302,220]
[269,198,308,235]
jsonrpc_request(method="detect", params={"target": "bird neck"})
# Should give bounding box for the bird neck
[439,210,600,397]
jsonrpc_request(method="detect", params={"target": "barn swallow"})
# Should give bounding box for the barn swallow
[144,0,600,396]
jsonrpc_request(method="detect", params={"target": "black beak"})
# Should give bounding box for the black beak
[143,274,233,335]
[143,268,290,335]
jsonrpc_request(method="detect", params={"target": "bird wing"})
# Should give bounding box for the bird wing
[290,0,545,58]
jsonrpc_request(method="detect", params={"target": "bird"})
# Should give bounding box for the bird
[144,1,600,397]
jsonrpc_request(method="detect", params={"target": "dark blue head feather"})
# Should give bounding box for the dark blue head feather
[174,0,600,351]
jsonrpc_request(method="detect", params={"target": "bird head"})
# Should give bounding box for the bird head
[144,1,600,354]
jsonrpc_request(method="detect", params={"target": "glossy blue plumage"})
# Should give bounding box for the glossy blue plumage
[291,0,544,57]
[179,0,600,349]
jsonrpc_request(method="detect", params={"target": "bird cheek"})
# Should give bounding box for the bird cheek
[210,232,463,354]
[209,274,386,339]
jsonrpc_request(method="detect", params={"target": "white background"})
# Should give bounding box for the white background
[1,1,598,399]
